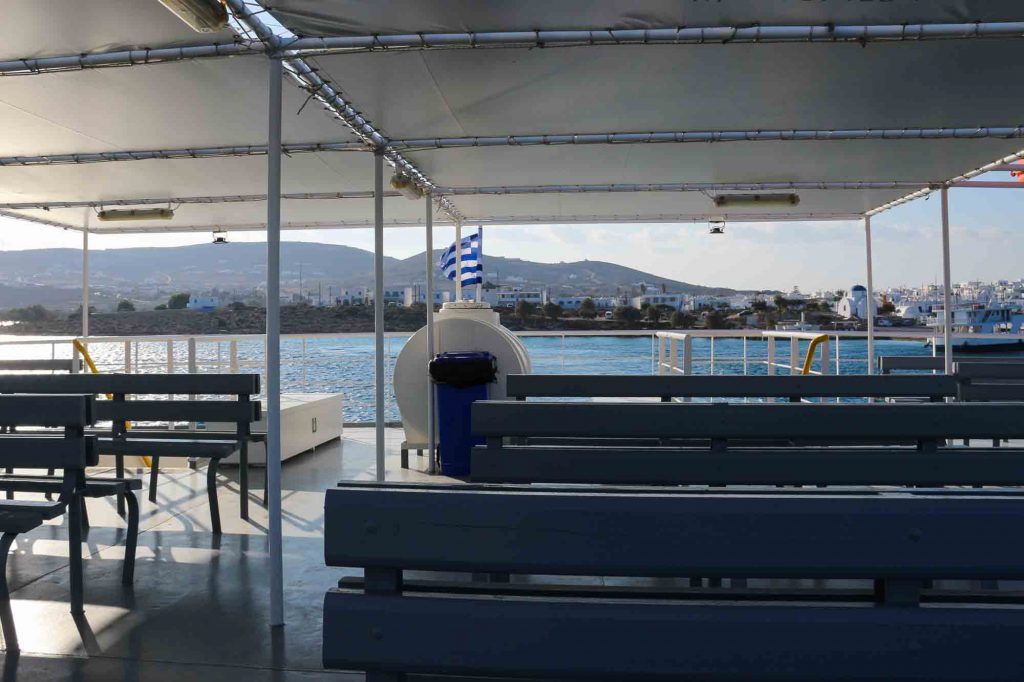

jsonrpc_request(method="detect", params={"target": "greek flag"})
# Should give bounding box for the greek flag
[439,233,483,285]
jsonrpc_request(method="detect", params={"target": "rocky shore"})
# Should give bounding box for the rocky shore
[3,305,659,336]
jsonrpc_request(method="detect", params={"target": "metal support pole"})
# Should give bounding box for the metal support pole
[266,56,285,628]
[81,219,89,338]
[940,186,954,375]
[425,193,437,475]
[373,151,386,481]
[454,221,463,301]
[864,215,876,375]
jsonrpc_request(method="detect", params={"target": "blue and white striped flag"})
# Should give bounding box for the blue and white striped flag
[439,233,483,285]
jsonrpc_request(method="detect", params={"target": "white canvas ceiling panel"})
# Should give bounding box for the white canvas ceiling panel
[0,57,357,156]
[410,138,1024,189]
[449,189,899,225]
[271,1,1024,37]
[12,194,433,233]
[0,0,238,61]
[310,40,1023,140]
[0,152,380,212]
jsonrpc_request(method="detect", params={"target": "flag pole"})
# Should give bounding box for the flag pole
[476,225,484,302]
[454,220,463,302]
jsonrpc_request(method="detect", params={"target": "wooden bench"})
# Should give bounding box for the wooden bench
[323,482,1024,681]
[471,401,1024,485]
[0,374,261,533]
[0,394,96,651]
[957,361,1024,402]
[507,373,957,402]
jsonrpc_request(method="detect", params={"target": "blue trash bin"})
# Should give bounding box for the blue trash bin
[429,352,497,477]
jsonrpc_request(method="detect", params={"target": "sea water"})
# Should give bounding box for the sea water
[0,334,937,423]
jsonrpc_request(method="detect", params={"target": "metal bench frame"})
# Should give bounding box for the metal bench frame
[0,374,261,533]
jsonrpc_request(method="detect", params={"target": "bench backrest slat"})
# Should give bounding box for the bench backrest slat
[325,485,1024,579]
[471,446,1024,486]
[472,401,1024,440]
[506,374,956,399]
[95,400,260,423]
[0,373,259,396]
[956,362,1024,381]
[0,359,82,372]
[0,394,95,427]
[0,436,97,469]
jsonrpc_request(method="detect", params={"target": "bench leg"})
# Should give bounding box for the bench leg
[45,468,54,501]
[148,456,160,504]
[3,469,10,501]
[239,441,249,521]
[121,491,139,586]
[79,499,90,531]
[116,457,125,516]
[207,459,222,535]
[68,493,84,615]
[400,447,408,469]
[0,533,19,652]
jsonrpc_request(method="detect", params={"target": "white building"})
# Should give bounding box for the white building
[483,287,546,308]
[334,287,369,305]
[631,293,687,311]
[835,284,878,320]
[552,295,618,311]
[403,285,451,307]
[186,295,218,311]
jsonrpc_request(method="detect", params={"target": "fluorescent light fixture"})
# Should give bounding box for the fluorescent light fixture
[712,193,800,207]
[156,0,228,33]
[97,208,174,222]
[390,173,424,200]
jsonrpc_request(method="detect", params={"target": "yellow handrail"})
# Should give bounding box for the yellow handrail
[800,334,830,375]
[73,340,146,464]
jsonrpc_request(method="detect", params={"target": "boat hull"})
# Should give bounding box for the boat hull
[931,339,1024,353]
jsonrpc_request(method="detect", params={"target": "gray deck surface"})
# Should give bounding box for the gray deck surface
[0,427,439,681]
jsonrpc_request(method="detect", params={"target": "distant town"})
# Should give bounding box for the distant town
[5,273,1024,337]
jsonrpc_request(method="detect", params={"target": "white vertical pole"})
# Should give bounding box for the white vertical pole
[373,151,386,481]
[864,215,876,375]
[425,193,437,475]
[81,218,89,339]
[266,56,285,628]
[940,186,954,375]
[454,221,463,302]
[476,225,484,302]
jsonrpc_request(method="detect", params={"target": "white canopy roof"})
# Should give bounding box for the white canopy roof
[0,0,1022,235]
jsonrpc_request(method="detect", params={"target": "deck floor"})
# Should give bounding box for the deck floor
[0,426,437,681]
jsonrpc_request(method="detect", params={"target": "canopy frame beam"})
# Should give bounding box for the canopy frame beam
[5,21,1024,76]
[223,0,464,224]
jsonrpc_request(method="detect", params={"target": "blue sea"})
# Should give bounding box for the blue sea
[0,334,938,423]
[262,335,934,422]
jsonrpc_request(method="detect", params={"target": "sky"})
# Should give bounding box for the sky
[0,182,1018,293]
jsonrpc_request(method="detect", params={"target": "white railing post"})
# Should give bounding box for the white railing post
[657,334,666,375]
[742,335,748,376]
[668,337,677,375]
[790,337,799,375]
[710,336,716,375]
[682,335,692,375]
[167,340,175,373]
[819,337,830,375]
[123,341,131,374]
[767,336,776,375]
[229,340,239,373]
[834,336,840,375]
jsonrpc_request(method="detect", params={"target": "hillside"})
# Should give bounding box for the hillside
[0,242,742,310]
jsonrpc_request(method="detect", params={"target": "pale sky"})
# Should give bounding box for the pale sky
[0,183,1018,292]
